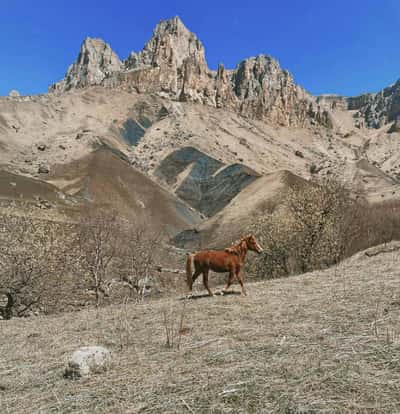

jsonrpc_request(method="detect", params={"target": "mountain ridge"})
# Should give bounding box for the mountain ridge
[47,16,400,133]
[50,16,331,128]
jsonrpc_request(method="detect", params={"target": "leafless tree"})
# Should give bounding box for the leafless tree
[75,208,124,306]
[250,178,357,278]
[117,225,163,298]
[0,214,71,319]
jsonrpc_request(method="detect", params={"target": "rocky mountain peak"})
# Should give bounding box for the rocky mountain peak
[233,55,287,98]
[125,16,207,71]
[51,37,122,92]
[231,54,329,127]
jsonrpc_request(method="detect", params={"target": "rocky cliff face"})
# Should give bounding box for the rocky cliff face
[232,55,330,127]
[347,80,400,129]
[50,17,331,128]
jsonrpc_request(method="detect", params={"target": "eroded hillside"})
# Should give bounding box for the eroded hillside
[1,16,400,244]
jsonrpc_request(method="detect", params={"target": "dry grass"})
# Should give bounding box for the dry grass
[2,243,400,413]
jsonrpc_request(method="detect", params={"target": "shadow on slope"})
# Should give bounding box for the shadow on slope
[155,146,260,216]
[0,171,67,203]
[48,148,202,236]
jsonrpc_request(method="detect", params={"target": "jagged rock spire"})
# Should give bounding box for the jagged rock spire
[51,37,122,92]
[132,16,207,69]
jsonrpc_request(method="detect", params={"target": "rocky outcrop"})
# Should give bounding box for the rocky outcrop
[38,162,50,174]
[51,38,122,92]
[50,17,332,128]
[8,90,20,98]
[232,55,331,127]
[388,116,400,133]
[348,80,400,129]
[316,95,348,111]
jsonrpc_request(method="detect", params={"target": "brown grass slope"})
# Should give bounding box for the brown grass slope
[350,159,400,202]
[0,170,77,221]
[2,242,400,413]
[48,148,202,235]
[0,170,66,203]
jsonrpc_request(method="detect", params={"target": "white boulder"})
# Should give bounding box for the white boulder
[64,346,112,379]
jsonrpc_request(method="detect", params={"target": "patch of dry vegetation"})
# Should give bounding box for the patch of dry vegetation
[1,244,400,413]
[0,206,164,317]
[249,178,400,280]
[0,212,78,318]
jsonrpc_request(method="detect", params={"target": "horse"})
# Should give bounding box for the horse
[185,234,263,297]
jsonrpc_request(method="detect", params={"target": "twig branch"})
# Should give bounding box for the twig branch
[181,398,196,414]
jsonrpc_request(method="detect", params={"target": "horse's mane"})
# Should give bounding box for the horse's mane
[225,237,248,256]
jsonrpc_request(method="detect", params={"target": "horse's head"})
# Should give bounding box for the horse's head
[244,234,263,254]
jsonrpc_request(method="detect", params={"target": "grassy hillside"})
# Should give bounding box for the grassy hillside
[1,243,400,413]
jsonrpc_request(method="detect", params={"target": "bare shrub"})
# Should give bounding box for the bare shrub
[116,298,137,350]
[161,300,187,349]
[75,208,124,307]
[0,214,72,319]
[75,207,164,306]
[0,205,165,318]
[247,209,294,278]
[250,178,400,279]
[249,178,361,278]
[285,178,354,272]
[117,226,163,300]
[344,199,400,257]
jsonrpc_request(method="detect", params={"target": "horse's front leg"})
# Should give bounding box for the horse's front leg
[236,270,247,296]
[221,270,235,295]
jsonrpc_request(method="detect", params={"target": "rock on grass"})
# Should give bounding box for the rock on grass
[64,346,112,379]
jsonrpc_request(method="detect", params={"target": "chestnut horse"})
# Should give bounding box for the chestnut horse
[185,235,263,297]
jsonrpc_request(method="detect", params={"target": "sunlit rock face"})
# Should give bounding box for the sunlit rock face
[50,16,331,128]
[348,80,400,129]
[51,38,122,92]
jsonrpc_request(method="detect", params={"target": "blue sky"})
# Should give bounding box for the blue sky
[1,0,400,97]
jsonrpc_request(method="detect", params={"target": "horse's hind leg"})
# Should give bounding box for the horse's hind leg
[202,270,214,297]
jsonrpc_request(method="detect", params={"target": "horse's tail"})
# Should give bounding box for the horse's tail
[186,253,195,289]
